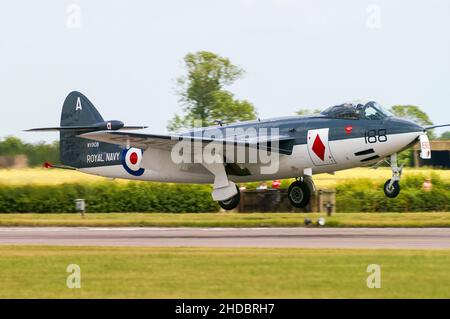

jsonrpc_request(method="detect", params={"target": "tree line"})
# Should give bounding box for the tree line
[0,136,59,167]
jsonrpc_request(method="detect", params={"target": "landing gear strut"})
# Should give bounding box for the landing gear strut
[384,153,403,198]
[218,186,241,210]
[288,177,313,208]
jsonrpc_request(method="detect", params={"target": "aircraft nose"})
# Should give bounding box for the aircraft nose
[409,121,426,132]
[405,119,425,133]
[389,117,425,134]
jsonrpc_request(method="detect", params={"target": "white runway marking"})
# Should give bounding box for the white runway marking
[0,227,450,249]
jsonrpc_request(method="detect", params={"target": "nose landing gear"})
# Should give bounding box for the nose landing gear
[384,153,403,198]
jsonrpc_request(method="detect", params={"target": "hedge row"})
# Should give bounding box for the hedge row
[0,182,219,213]
[336,174,450,212]
[0,174,448,213]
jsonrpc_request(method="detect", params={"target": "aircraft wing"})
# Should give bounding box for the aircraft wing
[78,131,295,155]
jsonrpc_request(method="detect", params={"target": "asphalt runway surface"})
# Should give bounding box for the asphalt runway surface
[0,227,449,249]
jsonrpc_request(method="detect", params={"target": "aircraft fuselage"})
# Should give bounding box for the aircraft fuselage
[79,114,424,183]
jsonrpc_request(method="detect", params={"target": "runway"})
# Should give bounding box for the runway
[0,227,449,249]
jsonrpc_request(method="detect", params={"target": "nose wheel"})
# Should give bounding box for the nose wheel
[384,179,401,198]
[384,153,403,198]
[288,178,312,208]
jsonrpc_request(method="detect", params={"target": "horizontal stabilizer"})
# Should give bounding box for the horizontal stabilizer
[26,121,147,132]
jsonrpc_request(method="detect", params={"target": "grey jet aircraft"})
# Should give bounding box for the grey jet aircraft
[28,91,449,210]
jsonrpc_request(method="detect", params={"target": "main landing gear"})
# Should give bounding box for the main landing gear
[384,153,403,198]
[288,177,314,209]
[218,185,241,210]
[218,178,315,211]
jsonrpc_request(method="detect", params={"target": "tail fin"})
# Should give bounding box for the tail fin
[61,91,104,128]
[27,92,129,132]
[60,92,116,168]
[57,91,121,168]
[26,91,146,169]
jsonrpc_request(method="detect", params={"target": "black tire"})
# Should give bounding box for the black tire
[384,179,401,198]
[288,181,311,208]
[218,187,241,210]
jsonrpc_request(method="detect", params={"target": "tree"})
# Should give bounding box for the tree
[0,136,60,167]
[0,136,24,155]
[296,108,321,116]
[209,91,256,123]
[439,131,450,140]
[390,105,436,139]
[167,51,257,131]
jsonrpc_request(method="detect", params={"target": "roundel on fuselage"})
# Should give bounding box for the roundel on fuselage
[121,148,145,176]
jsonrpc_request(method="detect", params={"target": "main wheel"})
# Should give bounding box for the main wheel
[288,181,311,208]
[384,179,401,198]
[218,187,241,210]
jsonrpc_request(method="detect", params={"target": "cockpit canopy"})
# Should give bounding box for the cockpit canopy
[320,101,393,120]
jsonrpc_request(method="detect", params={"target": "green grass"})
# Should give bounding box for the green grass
[0,246,449,298]
[1,212,450,228]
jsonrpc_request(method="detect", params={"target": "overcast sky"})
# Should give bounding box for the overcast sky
[1,0,449,143]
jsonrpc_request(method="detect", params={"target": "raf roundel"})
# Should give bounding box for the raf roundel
[121,148,145,176]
